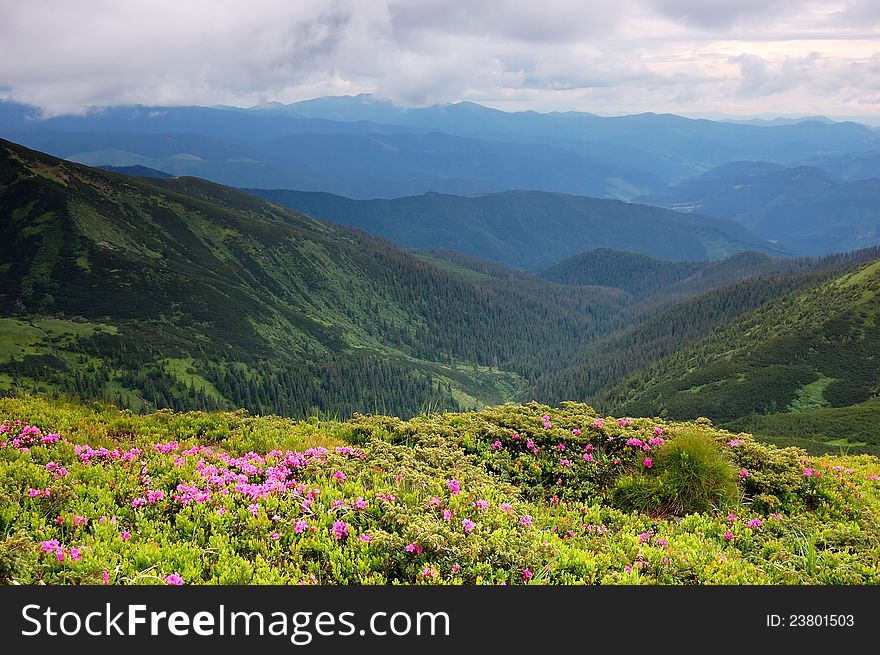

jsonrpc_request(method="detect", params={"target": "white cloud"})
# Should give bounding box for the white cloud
[0,0,877,120]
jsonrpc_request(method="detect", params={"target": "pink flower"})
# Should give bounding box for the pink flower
[420,565,438,579]
[120,531,131,542]
[164,573,183,586]
[405,543,423,555]
[643,457,653,468]
[723,532,734,541]
[500,503,512,512]
[653,427,663,436]
[522,568,533,581]
[618,418,633,426]
[451,564,460,574]
[332,520,349,540]
[739,469,750,478]
[354,496,368,509]
[359,533,373,543]
[727,439,744,447]
[582,453,593,462]
[592,419,605,428]
[462,518,475,533]
[728,513,738,523]
[101,571,110,585]
[747,518,763,529]
[269,532,280,540]
[557,443,566,451]
[442,509,453,521]
[247,504,259,516]
[560,458,571,467]
[473,499,489,510]
[40,539,60,553]
[803,468,815,477]
[445,479,461,495]
[332,470,346,482]
[216,506,227,515]
[491,440,502,449]
[70,547,82,561]
[511,433,520,440]
[74,515,87,527]
[294,519,308,534]
[571,429,581,436]
[626,438,644,448]
[55,548,65,562]
[519,515,533,527]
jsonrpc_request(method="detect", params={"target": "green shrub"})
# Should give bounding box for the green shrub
[613,429,739,515]
[653,430,739,514]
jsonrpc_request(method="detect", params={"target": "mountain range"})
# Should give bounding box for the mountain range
[3,95,878,257]
[0,109,880,452]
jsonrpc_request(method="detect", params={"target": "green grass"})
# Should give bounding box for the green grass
[789,377,834,412]
[160,357,225,402]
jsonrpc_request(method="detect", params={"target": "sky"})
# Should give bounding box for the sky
[1,0,879,122]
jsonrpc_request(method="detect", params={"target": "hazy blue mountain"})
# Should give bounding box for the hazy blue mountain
[804,151,880,181]
[3,126,667,200]
[248,188,783,270]
[639,164,880,255]
[4,97,880,201]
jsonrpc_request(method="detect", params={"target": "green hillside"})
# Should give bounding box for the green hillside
[0,139,621,417]
[538,249,795,298]
[531,248,880,410]
[600,258,880,453]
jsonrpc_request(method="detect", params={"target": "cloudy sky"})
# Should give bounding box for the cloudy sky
[2,0,878,121]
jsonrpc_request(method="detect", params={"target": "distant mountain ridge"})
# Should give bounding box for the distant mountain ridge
[247,188,782,270]
[3,96,880,203]
[639,163,880,256]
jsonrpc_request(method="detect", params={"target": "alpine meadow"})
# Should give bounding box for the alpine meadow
[2,1,880,595]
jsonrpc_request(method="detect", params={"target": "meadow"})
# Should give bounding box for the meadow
[2,395,878,585]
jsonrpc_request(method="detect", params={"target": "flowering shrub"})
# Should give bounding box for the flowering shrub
[0,396,879,585]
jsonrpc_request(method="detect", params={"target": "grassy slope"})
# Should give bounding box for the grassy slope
[600,259,880,453]
[1,396,878,585]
